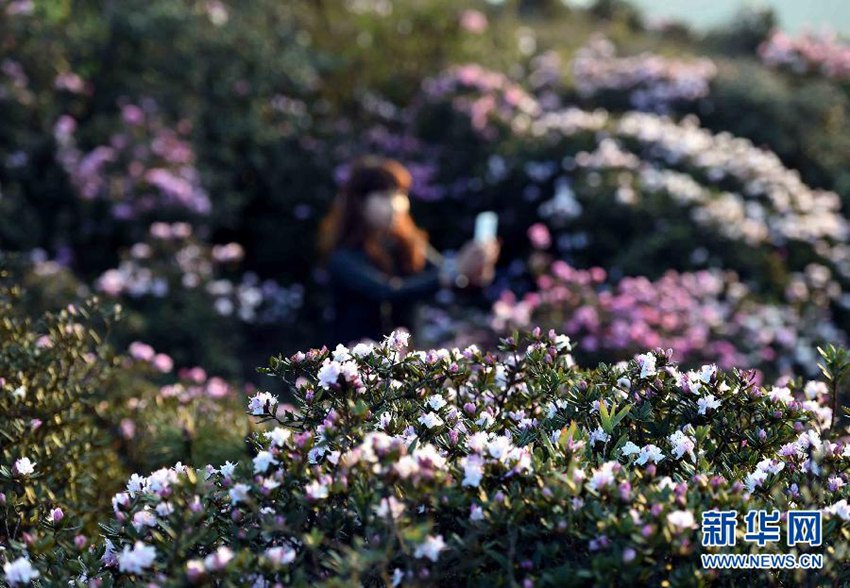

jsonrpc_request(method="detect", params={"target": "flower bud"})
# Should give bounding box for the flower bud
[74,534,88,550]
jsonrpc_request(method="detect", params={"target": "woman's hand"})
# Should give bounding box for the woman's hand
[456,239,500,287]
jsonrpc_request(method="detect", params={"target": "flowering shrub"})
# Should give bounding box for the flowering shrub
[417,63,542,141]
[492,254,846,378]
[414,63,850,286]
[0,257,127,542]
[571,34,717,113]
[759,29,850,79]
[53,101,211,221]
[111,346,262,471]
[0,256,259,578]
[93,221,304,375]
[6,328,847,585]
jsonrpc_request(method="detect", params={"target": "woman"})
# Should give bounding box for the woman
[318,155,500,347]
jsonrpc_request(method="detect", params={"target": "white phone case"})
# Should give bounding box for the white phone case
[474,211,498,243]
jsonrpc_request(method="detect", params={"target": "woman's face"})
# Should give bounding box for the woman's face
[362,189,410,231]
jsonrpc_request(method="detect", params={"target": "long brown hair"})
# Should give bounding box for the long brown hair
[318,156,429,275]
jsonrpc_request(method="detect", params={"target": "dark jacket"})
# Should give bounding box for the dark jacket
[326,245,442,346]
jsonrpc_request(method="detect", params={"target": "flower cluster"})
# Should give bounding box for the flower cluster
[759,29,850,79]
[615,112,848,250]
[96,222,303,325]
[53,101,211,219]
[492,258,845,377]
[571,34,717,113]
[420,63,542,139]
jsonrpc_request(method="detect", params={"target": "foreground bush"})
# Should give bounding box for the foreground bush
[0,256,258,585]
[0,256,127,567]
[9,328,850,585]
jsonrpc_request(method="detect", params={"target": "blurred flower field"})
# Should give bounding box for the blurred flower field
[5,0,850,585]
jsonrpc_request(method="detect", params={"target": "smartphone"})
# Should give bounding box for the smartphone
[474,211,498,244]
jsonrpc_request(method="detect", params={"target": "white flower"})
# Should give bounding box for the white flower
[12,385,26,400]
[414,534,446,562]
[262,478,281,491]
[229,483,251,504]
[756,458,785,475]
[475,411,495,428]
[426,394,447,411]
[265,428,291,448]
[587,461,617,492]
[13,457,35,477]
[696,364,716,383]
[374,496,406,520]
[132,509,157,532]
[317,359,342,389]
[308,436,327,463]
[385,330,410,351]
[392,568,405,587]
[827,499,850,521]
[555,334,572,351]
[305,480,329,500]
[414,444,447,469]
[486,435,514,460]
[636,353,657,378]
[697,394,721,415]
[636,444,664,465]
[253,451,279,474]
[145,467,177,495]
[657,476,677,491]
[668,430,696,461]
[203,546,234,571]
[4,557,40,585]
[247,392,278,416]
[218,461,237,478]
[769,386,794,404]
[112,492,130,512]
[155,502,174,517]
[117,541,157,573]
[352,342,374,358]
[101,538,118,567]
[127,472,150,495]
[589,426,610,446]
[470,504,485,521]
[804,381,828,400]
[266,545,296,566]
[394,455,419,479]
[332,343,352,362]
[376,411,392,430]
[667,510,696,531]
[461,454,485,487]
[620,441,641,457]
[467,431,490,453]
[547,399,568,419]
[616,376,631,390]
[744,469,768,493]
[418,411,444,429]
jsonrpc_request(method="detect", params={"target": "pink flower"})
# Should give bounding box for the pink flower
[129,341,155,362]
[206,377,230,398]
[527,223,551,249]
[460,9,488,34]
[152,353,173,373]
[121,104,145,126]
